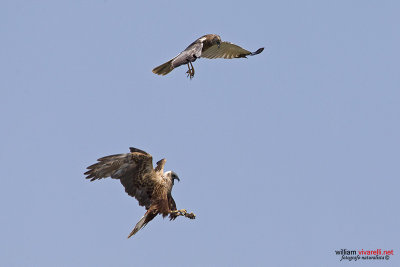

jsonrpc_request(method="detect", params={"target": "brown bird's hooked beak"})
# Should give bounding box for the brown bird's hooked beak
[171,171,180,182]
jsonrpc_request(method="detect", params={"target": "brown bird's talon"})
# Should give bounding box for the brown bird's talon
[186,212,196,219]
[170,210,179,215]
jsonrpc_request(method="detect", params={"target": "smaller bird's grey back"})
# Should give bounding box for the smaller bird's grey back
[171,42,203,68]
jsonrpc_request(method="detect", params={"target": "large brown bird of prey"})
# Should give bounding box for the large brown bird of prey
[152,34,264,79]
[84,147,195,238]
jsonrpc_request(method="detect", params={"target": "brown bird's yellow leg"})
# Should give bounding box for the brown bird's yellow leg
[170,209,186,216]
[170,209,181,216]
[170,209,196,219]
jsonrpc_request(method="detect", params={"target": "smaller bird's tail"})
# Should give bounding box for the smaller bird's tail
[127,210,157,238]
[152,59,174,76]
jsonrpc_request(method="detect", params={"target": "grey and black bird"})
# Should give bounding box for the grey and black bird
[152,34,264,79]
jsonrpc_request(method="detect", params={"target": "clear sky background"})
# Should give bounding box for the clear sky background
[1,1,399,266]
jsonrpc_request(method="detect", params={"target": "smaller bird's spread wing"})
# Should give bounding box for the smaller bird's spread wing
[84,147,156,208]
[201,42,264,59]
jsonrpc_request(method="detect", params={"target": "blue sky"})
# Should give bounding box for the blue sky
[1,1,399,266]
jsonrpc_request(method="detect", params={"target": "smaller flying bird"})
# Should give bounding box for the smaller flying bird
[152,34,264,79]
[84,147,195,238]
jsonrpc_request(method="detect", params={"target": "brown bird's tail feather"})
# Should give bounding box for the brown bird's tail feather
[127,210,157,238]
[152,59,174,76]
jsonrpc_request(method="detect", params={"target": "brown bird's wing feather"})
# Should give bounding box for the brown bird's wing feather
[154,158,166,174]
[84,147,156,208]
[201,41,264,59]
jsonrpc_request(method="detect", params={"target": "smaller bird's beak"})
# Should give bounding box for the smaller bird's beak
[176,177,180,182]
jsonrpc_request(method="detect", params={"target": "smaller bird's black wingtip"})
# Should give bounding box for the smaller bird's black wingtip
[252,47,264,56]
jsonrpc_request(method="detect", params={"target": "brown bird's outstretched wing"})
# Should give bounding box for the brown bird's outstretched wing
[84,147,156,208]
[201,42,264,59]
[155,158,166,174]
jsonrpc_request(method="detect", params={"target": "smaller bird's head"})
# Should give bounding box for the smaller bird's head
[212,35,221,48]
[166,171,180,184]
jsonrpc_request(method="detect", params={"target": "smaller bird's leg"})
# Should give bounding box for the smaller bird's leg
[186,64,191,78]
[186,63,195,79]
[189,62,195,78]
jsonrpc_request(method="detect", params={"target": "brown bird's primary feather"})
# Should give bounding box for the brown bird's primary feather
[85,147,195,238]
[152,34,264,79]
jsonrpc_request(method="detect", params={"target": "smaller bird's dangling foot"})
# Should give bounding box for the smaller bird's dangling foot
[186,62,195,79]
[190,62,195,78]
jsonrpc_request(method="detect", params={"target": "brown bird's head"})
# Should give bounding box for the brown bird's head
[165,171,180,184]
